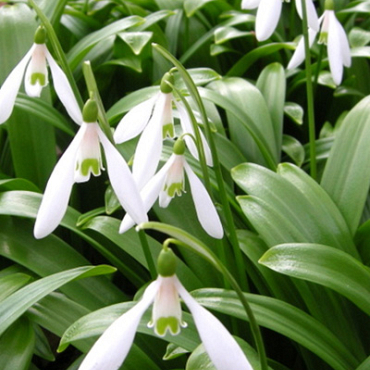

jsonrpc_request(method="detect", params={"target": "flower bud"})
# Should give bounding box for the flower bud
[157,247,177,277]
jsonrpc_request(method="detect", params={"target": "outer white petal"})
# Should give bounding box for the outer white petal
[176,101,213,167]
[0,45,34,124]
[175,277,253,370]
[295,0,319,31]
[132,95,165,190]
[255,0,282,41]
[45,49,83,125]
[184,162,223,239]
[327,11,345,85]
[34,124,87,239]
[119,155,175,233]
[330,13,351,68]
[114,96,157,143]
[97,127,148,226]
[287,27,318,70]
[78,280,159,370]
[241,0,261,9]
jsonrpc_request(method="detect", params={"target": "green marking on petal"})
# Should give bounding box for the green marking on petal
[318,31,328,45]
[165,182,183,197]
[156,317,180,336]
[162,123,174,138]
[80,158,101,177]
[31,73,46,86]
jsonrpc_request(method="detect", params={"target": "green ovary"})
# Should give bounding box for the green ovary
[31,73,46,86]
[165,182,183,197]
[80,158,100,177]
[156,317,179,336]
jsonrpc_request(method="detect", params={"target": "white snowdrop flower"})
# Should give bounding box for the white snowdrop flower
[78,248,252,370]
[119,138,224,239]
[34,99,147,239]
[287,1,351,85]
[0,26,82,125]
[242,0,319,41]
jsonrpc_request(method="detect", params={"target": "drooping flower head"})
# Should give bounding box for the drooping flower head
[34,99,147,239]
[119,138,224,239]
[113,72,212,190]
[242,0,319,41]
[287,0,351,85]
[77,247,253,370]
[0,25,82,125]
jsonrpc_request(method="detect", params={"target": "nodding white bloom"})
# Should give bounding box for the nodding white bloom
[34,100,147,239]
[0,26,81,125]
[78,248,252,370]
[119,139,223,239]
[113,72,212,190]
[242,0,319,41]
[287,3,351,85]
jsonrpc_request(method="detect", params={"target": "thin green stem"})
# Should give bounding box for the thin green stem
[152,43,248,293]
[300,0,317,180]
[28,0,84,109]
[138,229,157,280]
[82,61,114,143]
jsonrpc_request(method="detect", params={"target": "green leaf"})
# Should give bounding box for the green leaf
[0,272,32,301]
[284,102,304,125]
[256,63,285,154]
[259,243,370,316]
[349,27,370,48]
[0,317,35,370]
[192,289,359,370]
[118,31,153,55]
[184,0,217,17]
[0,265,115,336]
[214,26,249,44]
[321,95,370,235]
[282,135,305,167]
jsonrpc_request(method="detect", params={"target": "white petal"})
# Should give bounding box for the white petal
[241,0,261,9]
[327,11,345,85]
[287,28,318,70]
[176,101,213,167]
[255,0,282,41]
[295,0,319,31]
[331,13,351,68]
[79,280,159,370]
[175,278,253,370]
[33,124,87,239]
[119,155,175,233]
[0,46,34,124]
[132,97,165,190]
[46,49,83,125]
[97,127,148,226]
[184,162,223,239]
[114,96,157,143]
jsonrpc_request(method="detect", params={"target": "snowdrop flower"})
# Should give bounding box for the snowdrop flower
[242,0,319,41]
[34,99,147,239]
[78,248,252,370]
[287,0,351,85]
[114,72,212,190]
[0,26,81,125]
[120,138,223,239]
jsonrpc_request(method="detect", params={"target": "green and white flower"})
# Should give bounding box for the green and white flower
[0,26,81,125]
[78,248,252,370]
[242,0,319,41]
[119,139,223,239]
[34,100,147,239]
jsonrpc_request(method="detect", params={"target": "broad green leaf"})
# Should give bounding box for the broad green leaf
[67,16,144,69]
[201,79,278,168]
[184,0,217,17]
[0,178,40,192]
[33,323,55,361]
[282,135,305,167]
[214,26,249,44]
[58,302,199,353]
[0,317,35,370]
[0,265,115,336]
[259,243,370,316]
[119,31,153,55]
[192,289,359,370]
[0,272,32,301]
[349,27,370,48]
[284,102,304,125]
[321,95,370,235]
[356,356,370,370]
[256,63,285,154]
